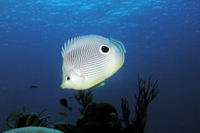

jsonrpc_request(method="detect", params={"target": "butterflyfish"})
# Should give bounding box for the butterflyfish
[61,35,126,90]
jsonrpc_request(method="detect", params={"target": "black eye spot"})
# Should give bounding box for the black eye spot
[101,46,109,53]
[67,77,70,80]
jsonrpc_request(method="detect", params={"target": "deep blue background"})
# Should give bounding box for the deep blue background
[0,0,200,132]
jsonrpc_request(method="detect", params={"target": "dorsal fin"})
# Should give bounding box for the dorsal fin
[61,36,81,57]
[110,37,126,53]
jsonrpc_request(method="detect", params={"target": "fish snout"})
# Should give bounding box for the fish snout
[61,81,73,89]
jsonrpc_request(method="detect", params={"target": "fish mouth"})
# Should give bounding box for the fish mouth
[60,84,65,89]
[60,81,73,89]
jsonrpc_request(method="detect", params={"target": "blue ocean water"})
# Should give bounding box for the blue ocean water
[0,0,200,132]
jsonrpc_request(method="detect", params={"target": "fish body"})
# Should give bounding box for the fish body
[6,106,27,122]
[61,35,126,90]
[69,96,73,99]
[29,86,37,88]
[58,112,68,116]
[67,107,72,111]
[60,98,68,107]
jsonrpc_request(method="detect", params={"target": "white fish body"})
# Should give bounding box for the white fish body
[61,35,126,90]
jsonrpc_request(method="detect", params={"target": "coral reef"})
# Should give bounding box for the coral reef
[76,101,122,133]
[6,108,53,129]
[73,90,93,114]
[53,122,76,133]
[4,74,159,133]
[121,74,159,133]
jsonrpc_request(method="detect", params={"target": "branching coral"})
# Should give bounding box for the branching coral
[121,98,131,127]
[132,74,159,132]
[121,74,159,133]
[73,90,93,114]
[6,108,53,129]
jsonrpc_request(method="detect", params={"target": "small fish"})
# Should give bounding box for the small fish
[29,86,38,88]
[58,112,68,116]
[67,107,72,111]
[60,99,68,107]
[6,106,27,122]
[69,96,73,99]
[60,35,126,90]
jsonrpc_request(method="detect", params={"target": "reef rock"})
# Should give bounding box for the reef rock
[76,101,121,133]
[3,126,64,133]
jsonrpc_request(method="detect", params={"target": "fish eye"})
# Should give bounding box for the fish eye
[66,76,70,80]
[99,45,110,54]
